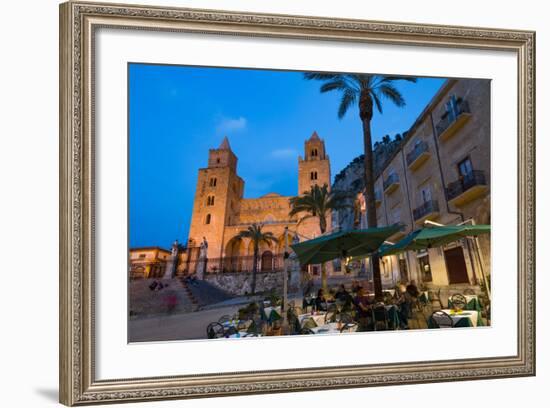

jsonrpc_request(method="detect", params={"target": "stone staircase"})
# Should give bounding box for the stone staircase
[179,277,233,307]
[129,278,196,317]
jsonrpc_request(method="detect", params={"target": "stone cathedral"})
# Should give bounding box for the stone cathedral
[186,131,332,274]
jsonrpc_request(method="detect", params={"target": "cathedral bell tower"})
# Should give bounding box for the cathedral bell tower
[188,136,244,262]
[298,131,331,194]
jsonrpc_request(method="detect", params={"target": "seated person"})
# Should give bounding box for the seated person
[314,288,328,312]
[353,287,373,331]
[335,284,351,301]
[406,280,420,298]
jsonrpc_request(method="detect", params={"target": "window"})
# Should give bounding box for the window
[458,157,473,177]
[391,206,401,225]
[420,186,432,204]
[311,148,318,157]
[205,214,211,224]
[139,254,146,259]
[310,171,318,180]
[206,196,215,206]
[216,158,220,164]
[209,177,217,187]
[418,252,432,282]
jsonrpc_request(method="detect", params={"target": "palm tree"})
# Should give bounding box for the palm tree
[304,72,417,299]
[235,223,278,295]
[289,184,350,290]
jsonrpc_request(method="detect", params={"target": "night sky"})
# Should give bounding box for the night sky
[128,64,446,248]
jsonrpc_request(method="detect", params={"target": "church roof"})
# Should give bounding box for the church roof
[219,136,231,150]
[309,131,321,141]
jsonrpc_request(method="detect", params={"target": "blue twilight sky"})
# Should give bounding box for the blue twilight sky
[129,64,446,248]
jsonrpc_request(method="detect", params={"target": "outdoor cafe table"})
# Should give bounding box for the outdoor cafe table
[298,312,327,327]
[431,309,482,328]
[228,331,262,338]
[262,306,282,322]
[310,322,358,335]
[447,294,482,312]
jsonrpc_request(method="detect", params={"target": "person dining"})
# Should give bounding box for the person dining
[314,288,328,312]
[353,287,373,331]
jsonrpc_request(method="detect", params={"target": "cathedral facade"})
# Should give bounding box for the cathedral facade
[185,132,331,275]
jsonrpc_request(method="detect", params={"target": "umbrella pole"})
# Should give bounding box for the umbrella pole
[282,227,289,332]
[472,236,491,299]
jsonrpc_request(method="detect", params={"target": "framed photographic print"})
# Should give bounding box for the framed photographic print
[59,1,536,405]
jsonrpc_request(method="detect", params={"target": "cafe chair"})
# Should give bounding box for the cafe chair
[428,310,454,328]
[339,312,354,324]
[217,315,232,324]
[300,327,315,335]
[371,302,389,331]
[206,322,225,339]
[450,293,467,310]
[428,288,444,310]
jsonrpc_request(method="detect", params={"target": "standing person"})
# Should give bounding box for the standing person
[396,284,413,329]
[353,287,373,331]
[406,279,420,298]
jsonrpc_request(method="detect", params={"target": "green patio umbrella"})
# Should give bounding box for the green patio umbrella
[379,224,491,298]
[290,225,401,266]
[378,224,490,257]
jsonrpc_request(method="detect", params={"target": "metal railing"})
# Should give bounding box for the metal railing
[180,254,287,275]
[413,200,440,221]
[383,173,399,191]
[446,170,487,201]
[436,100,471,137]
[406,141,429,166]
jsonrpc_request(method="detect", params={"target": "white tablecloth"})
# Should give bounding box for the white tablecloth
[298,313,326,327]
[310,322,358,334]
[263,306,281,318]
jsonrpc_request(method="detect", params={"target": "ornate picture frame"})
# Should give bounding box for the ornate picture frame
[59,1,535,405]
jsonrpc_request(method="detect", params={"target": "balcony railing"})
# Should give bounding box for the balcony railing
[179,255,288,275]
[436,100,471,140]
[406,141,430,169]
[413,200,440,221]
[383,173,400,193]
[446,170,487,203]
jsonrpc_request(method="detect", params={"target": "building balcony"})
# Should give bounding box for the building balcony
[446,170,488,207]
[436,100,471,142]
[406,141,431,171]
[413,200,440,224]
[383,173,400,194]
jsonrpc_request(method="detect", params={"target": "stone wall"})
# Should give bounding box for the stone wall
[203,260,302,296]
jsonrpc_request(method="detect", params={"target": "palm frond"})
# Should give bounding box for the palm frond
[304,72,343,81]
[371,91,383,114]
[377,84,406,107]
[320,79,351,93]
[380,76,418,84]
[338,89,357,119]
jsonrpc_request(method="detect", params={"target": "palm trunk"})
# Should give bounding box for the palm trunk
[251,246,259,294]
[319,218,328,292]
[360,109,383,300]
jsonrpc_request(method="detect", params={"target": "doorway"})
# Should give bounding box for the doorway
[444,246,470,284]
